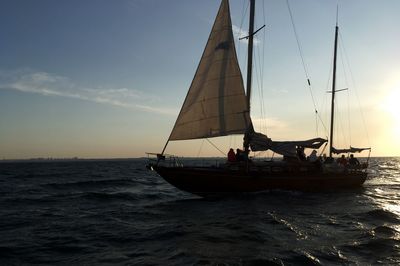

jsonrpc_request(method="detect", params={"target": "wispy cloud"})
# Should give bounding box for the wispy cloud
[232,24,261,46]
[0,69,177,115]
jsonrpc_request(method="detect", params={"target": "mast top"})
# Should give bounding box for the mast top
[336,5,339,27]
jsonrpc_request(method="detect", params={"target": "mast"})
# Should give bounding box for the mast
[246,0,255,111]
[243,0,255,152]
[329,23,339,157]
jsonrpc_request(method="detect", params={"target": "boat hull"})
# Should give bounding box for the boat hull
[151,165,367,196]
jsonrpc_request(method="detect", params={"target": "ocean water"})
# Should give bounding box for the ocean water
[0,157,399,265]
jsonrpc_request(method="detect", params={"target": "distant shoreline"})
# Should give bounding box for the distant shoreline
[0,158,147,163]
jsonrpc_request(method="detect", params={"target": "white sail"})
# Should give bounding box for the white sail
[169,0,251,141]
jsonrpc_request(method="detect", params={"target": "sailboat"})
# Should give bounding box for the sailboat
[147,0,370,197]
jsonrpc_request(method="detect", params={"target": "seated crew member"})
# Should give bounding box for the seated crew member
[308,150,318,162]
[236,149,243,162]
[227,148,236,162]
[348,154,360,166]
[337,154,348,166]
[296,146,306,161]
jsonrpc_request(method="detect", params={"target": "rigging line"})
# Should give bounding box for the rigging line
[323,51,334,134]
[256,37,267,133]
[316,109,328,136]
[254,31,266,131]
[336,98,349,149]
[260,1,267,132]
[320,45,336,138]
[285,1,313,99]
[346,88,352,145]
[196,139,205,158]
[253,1,267,133]
[255,51,262,130]
[338,38,352,145]
[239,0,249,31]
[262,1,267,132]
[258,62,267,132]
[229,135,238,151]
[206,138,226,156]
[232,135,238,150]
[339,31,371,147]
[286,0,310,78]
[285,0,327,135]
[339,42,349,88]
[320,142,328,157]
[238,0,249,58]
[320,89,328,136]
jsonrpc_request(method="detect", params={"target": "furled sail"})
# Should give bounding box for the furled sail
[332,147,371,154]
[169,0,251,141]
[249,131,327,157]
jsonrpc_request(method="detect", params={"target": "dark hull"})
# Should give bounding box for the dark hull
[152,165,367,197]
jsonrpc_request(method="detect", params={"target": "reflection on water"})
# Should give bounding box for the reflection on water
[366,158,400,217]
[383,202,400,217]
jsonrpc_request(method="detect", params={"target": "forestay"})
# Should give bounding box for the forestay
[169,0,251,141]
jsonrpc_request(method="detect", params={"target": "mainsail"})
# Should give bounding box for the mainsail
[169,0,251,141]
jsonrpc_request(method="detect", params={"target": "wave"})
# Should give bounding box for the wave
[2,158,400,265]
[43,178,135,190]
[81,191,142,201]
[284,250,322,265]
[349,238,400,255]
[268,212,307,239]
[372,225,399,237]
[363,209,400,223]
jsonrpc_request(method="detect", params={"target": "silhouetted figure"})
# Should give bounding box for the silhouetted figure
[236,149,243,162]
[324,156,334,164]
[349,154,360,166]
[283,155,298,163]
[296,146,306,161]
[227,148,236,162]
[243,149,250,161]
[308,150,318,162]
[337,154,348,166]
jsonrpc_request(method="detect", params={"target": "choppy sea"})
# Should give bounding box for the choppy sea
[0,157,399,265]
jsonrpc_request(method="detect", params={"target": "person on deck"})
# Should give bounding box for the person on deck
[308,150,318,162]
[242,149,249,161]
[337,154,348,166]
[349,154,360,166]
[236,149,243,162]
[324,156,334,164]
[227,148,236,162]
[296,146,306,161]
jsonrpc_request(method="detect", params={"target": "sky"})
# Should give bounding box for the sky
[0,0,399,159]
